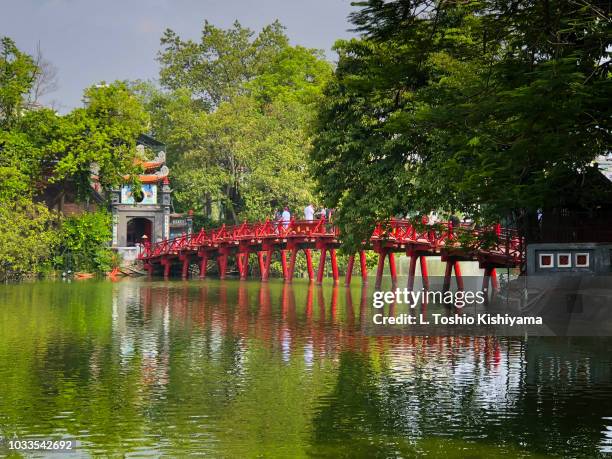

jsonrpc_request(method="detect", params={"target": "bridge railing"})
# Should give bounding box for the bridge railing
[371,219,523,262]
[452,223,523,262]
[371,219,456,247]
[138,217,523,264]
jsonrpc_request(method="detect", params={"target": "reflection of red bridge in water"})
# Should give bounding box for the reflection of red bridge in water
[139,282,504,368]
[139,218,523,292]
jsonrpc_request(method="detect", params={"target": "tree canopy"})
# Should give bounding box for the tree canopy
[0,37,37,129]
[146,21,332,224]
[311,0,611,246]
[0,37,150,278]
[158,20,290,109]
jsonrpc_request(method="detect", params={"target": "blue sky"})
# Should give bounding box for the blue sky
[1,0,355,112]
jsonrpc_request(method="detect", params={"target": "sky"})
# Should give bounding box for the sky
[1,0,356,113]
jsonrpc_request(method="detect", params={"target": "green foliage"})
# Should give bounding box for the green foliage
[0,37,37,129]
[246,46,332,106]
[47,81,149,193]
[56,211,114,272]
[1,77,149,199]
[172,96,318,221]
[1,37,151,277]
[148,21,332,223]
[0,199,58,281]
[158,20,289,108]
[0,130,41,200]
[311,0,612,247]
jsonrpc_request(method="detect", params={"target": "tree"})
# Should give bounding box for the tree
[0,129,43,200]
[246,45,332,107]
[311,0,611,246]
[0,199,58,281]
[158,20,289,109]
[0,37,37,129]
[28,43,59,107]
[56,210,114,272]
[149,21,332,224]
[172,96,317,222]
[16,82,150,197]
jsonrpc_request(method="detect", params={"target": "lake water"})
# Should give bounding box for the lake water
[0,279,611,457]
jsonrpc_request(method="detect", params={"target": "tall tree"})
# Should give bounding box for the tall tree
[311,0,611,246]
[172,96,318,222]
[12,81,150,197]
[158,20,289,109]
[28,43,59,107]
[0,37,37,129]
[148,21,332,224]
[0,39,152,277]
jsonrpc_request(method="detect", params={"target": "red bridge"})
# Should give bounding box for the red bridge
[138,218,523,292]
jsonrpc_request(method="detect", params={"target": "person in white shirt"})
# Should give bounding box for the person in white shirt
[304,203,315,221]
[281,206,291,228]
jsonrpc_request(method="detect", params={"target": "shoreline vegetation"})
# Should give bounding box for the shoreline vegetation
[1,1,610,282]
[0,21,332,282]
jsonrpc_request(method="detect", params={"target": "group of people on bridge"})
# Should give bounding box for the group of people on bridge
[273,204,334,228]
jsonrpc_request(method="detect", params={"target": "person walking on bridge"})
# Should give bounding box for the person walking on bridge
[304,203,315,221]
[281,206,291,229]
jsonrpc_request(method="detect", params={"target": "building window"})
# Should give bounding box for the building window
[539,253,554,268]
[575,253,589,268]
[557,253,571,268]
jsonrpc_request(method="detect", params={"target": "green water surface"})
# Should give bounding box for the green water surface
[0,279,610,458]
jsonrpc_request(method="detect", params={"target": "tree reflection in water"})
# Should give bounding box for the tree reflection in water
[0,279,610,457]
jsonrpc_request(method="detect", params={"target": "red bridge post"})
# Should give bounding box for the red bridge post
[374,249,397,289]
[237,252,249,280]
[162,257,171,279]
[344,250,368,286]
[286,248,299,283]
[284,247,314,283]
[482,267,499,294]
[442,258,463,292]
[305,249,314,282]
[316,246,340,285]
[316,248,327,284]
[330,249,339,284]
[259,249,274,282]
[257,251,266,281]
[217,248,229,279]
[281,250,288,281]
[180,253,190,280]
[420,256,429,290]
[407,253,418,291]
[199,251,208,279]
[408,252,431,291]
[491,268,499,290]
[360,250,368,283]
[443,260,452,292]
[388,252,397,286]
[454,260,464,290]
[344,254,355,287]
